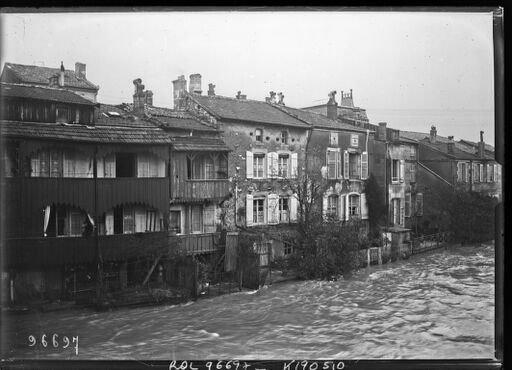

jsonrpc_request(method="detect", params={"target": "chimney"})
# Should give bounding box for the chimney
[378,122,387,141]
[447,136,454,154]
[58,61,65,87]
[326,90,338,120]
[478,130,485,158]
[236,91,247,100]
[189,73,202,95]
[265,91,276,104]
[144,90,153,106]
[133,78,145,115]
[340,89,354,107]
[75,62,86,79]
[277,92,285,105]
[208,83,216,96]
[172,75,187,110]
[430,125,437,144]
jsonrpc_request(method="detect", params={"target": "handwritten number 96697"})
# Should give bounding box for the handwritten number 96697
[28,334,79,355]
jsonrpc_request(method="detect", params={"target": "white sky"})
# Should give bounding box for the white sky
[0,10,496,144]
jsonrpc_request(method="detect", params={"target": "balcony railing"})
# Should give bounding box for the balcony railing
[171,179,230,201]
[4,231,225,267]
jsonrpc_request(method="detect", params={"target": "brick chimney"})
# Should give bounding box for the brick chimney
[478,130,485,158]
[447,136,454,154]
[59,61,65,87]
[277,92,285,105]
[189,73,202,95]
[378,122,387,141]
[75,62,86,79]
[430,125,437,144]
[340,89,354,107]
[144,90,153,106]
[326,90,338,120]
[172,75,187,110]
[208,83,216,96]
[133,78,145,115]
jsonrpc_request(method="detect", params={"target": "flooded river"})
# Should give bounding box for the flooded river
[3,244,495,360]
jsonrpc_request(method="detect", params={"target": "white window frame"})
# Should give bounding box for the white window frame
[253,198,266,225]
[253,153,266,179]
[279,197,289,223]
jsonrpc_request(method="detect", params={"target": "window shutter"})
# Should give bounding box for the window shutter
[360,193,368,220]
[399,160,405,183]
[322,193,328,220]
[466,163,470,183]
[338,195,345,221]
[337,151,343,179]
[327,149,336,179]
[400,201,405,226]
[268,152,278,178]
[494,164,498,182]
[480,164,484,183]
[361,151,368,180]
[472,163,476,182]
[405,192,411,217]
[345,194,350,221]
[457,162,462,183]
[135,209,146,232]
[289,194,298,222]
[343,150,349,179]
[267,194,279,225]
[246,151,253,179]
[105,210,114,235]
[246,194,253,227]
[291,152,298,178]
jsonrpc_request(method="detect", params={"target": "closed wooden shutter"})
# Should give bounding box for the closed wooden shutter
[246,151,253,179]
[360,193,368,220]
[337,151,343,179]
[327,149,337,179]
[405,192,411,217]
[361,151,368,180]
[267,194,279,225]
[465,163,470,183]
[343,150,349,179]
[289,194,298,222]
[400,201,405,226]
[399,160,405,183]
[457,162,462,183]
[246,194,253,226]
[338,195,345,221]
[291,152,298,178]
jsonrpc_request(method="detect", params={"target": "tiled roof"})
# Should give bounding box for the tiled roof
[189,94,310,128]
[171,136,230,152]
[1,120,173,145]
[95,103,159,129]
[458,139,494,153]
[2,63,98,90]
[275,105,369,133]
[1,82,96,106]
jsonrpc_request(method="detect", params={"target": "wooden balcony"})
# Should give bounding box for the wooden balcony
[171,179,230,202]
[4,232,224,267]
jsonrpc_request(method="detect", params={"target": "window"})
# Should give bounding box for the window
[203,205,217,233]
[217,154,228,179]
[459,162,467,183]
[410,163,416,183]
[255,129,263,142]
[349,153,361,179]
[279,197,289,223]
[45,205,86,237]
[253,154,265,178]
[283,241,293,256]
[123,208,135,234]
[2,144,18,177]
[350,134,359,147]
[146,210,157,232]
[349,194,360,217]
[392,198,402,225]
[56,106,70,123]
[169,211,181,234]
[191,205,203,233]
[327,195,338,217]
[391,159,400,183]
[329,132,338,146]
[278,154,289,177]
[488,164,494,182]
[253,198,265,224]
[281,131,288,144]
[116,152,136,178]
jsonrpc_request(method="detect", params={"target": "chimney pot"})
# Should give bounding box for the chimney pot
[133,78,146,115]
[208,83,216,96]
[277,92,285,105]
[326,91,338,120]
[266,91,277,104]
[430,125,437,144]
[172,75,187,110]
[377,122,387,141]
[58,61,65,87]
[478,130,485,158]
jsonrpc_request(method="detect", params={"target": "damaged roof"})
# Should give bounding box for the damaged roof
[2,63,98,91]
[188,94,310,128]
[95,103,160,129]
[1,82,96,106]
[275,105,369,133]
[1,120,173,145]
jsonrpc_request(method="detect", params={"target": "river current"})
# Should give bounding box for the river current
[3,244,495,360]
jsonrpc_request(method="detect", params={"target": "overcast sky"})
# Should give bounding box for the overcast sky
[0,10,496,144]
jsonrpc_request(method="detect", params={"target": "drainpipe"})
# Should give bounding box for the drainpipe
[94,145,103,309]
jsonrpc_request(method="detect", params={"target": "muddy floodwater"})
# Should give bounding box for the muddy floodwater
[2,244,495,360]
